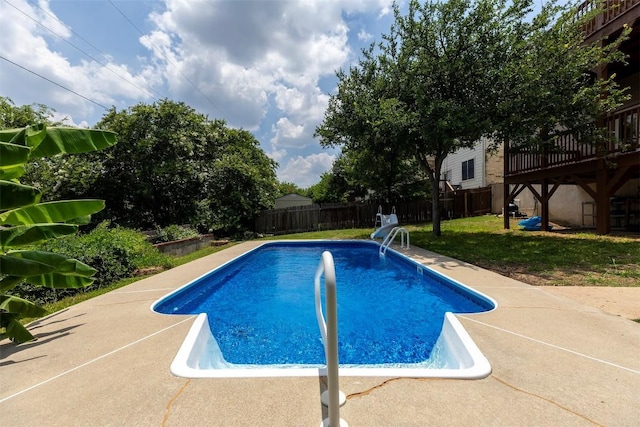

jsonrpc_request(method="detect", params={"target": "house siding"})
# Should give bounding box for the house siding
[441,139,489,190]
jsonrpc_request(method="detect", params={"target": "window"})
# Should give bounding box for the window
[462,159,475,180]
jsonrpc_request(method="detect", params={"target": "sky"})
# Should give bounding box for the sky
[0,0,399,188]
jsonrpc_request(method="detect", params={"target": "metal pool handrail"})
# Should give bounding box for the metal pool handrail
[314,251,347,427]
[379,226,410,255]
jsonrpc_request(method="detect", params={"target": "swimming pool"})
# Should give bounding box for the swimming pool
[152,240,496,378]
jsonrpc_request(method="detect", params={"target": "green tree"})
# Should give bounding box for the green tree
[306,172,346,204]
[197,126,279,234]
[0,124,117,343]
[276,182,304,198]
[317,0,629,236]
[492,2,630,151]
[93,99,278,233]
[0,97,58,129]
[315,47,420,201]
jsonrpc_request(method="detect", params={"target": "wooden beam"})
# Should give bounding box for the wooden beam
[504,183,528,229]
[571,175,597,199]
[606,164,633,195]
[525,183,542,202]
[505,158,599,184]
[509,184,527,201]
[504,142,510,230]
[548,182,561,200]
[503,182,510,229]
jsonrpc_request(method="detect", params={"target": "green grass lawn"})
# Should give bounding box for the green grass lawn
[410,216,640,287]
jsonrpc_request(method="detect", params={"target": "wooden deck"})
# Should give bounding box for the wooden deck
[503,104,639,234]
[579,0,640,44]
[503,1,639,234]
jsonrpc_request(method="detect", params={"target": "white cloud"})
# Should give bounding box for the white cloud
[0,0,394,186]
[145,1,354,128]
[278,152,337,188]
[143,0,394,185]
[273,117,304,141]
[49,110,88,128]
[358,29,373,41]
[0,0,156,122]
[267,146,288,165]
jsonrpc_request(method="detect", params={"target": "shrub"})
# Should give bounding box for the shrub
[154,224,201,243]
[13,222,171,305]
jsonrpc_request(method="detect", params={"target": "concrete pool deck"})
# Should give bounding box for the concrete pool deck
[1,241,639,426]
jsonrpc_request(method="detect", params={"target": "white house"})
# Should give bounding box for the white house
[274,194,313,209]
[440,138,492,191]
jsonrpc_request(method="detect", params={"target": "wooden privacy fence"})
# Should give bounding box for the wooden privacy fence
[254,186,492,235]
[442,186,493,219]
[254,199,431,235]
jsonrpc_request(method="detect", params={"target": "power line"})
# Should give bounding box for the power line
[107,0,226,119]
[0,55,109,110]
[4,0,161,101]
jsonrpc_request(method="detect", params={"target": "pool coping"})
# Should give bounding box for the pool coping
[1,240,639,426]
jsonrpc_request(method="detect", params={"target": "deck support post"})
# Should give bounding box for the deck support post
[503,141,511,229]
[541,179,550,231]
[596,160,611,235]
[503,183,510,229]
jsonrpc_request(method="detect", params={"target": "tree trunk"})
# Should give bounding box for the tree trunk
[431,184,441,236]
[426,159,442,237]
[417,152,443,237]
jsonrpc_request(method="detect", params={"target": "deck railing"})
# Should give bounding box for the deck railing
[578,0,639,38]
[506,104,639,175]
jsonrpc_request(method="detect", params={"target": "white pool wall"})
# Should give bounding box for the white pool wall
[169,312,492,379]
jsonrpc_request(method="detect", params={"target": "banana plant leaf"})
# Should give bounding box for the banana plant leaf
[0,294,48,318]
[0,125,46,148]
[2,250,97,277]
[0,181,42,211]
[1,318,36,343]
[0,275,24,293]
[0,165,25,180]
[0,223,78,249]
[67,215,91,225]
[26,273,94,289]
[0,296,48,344]
[0,200,105,225]
[0,141,31,169]
[0,125,117,158]
[0,253,57,276]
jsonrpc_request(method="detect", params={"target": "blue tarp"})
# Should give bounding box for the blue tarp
[518,216,552,231]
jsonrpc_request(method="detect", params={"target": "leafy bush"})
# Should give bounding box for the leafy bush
[13,222,171,305]
[154,224,200,243]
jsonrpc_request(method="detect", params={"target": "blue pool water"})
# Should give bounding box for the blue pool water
[153,241,494,367]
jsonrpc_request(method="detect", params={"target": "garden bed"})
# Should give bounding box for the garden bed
[153,234,217,256]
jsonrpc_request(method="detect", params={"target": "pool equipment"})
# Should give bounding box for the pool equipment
[370,206,399,239]
[379,226,410,255]
[371,205,410,254]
